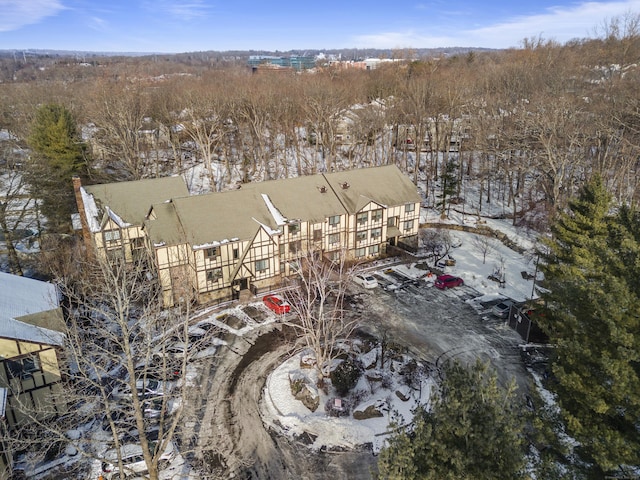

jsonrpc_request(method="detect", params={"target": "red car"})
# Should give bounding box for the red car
[434,274,464,289]
[263,294,291,314]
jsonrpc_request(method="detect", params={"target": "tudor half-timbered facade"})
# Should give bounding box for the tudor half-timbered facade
[0,272,66,430]
[75,165,421,306]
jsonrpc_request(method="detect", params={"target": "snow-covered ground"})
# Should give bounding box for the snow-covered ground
[254,218,539,455]
[263,347,435,454]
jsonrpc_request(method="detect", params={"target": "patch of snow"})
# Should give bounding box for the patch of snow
[261,193,287,225]
[80,187,101,232]
[262,352,436,454]
[106,205,131,228]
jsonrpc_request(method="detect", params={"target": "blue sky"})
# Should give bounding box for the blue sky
[1,0,639,53]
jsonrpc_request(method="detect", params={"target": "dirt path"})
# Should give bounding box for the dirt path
[193,322,377,479]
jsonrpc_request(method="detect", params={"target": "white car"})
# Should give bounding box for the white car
[492,300,513,318]
[112,378,173,400]
[353,274,379,289]
[102,441,176,478]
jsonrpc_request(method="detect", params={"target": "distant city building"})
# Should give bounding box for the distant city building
[248,55,316,71]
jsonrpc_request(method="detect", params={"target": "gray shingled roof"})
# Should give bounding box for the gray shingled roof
[323,165,421,213]
[144,165,419,247]
[239,174,348,224]
[85,176,189,225]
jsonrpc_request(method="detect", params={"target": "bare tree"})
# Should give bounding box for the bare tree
[0,140,38,275]
[284,248,358,385]
[7,244,196,480]
[86,80,152,180]
[472,234,496,265]
[419,228,453,266]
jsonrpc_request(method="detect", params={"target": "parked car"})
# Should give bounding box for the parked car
[353,273,379,289]
[12,431,79,479]
[111,378,173,400]
[143,397,180,419]
[102,441,176,478]
[492,300,513,318]
[434,274,464,289]
[263,294,291,314]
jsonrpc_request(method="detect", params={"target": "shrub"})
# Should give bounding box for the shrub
[331,359,362,396]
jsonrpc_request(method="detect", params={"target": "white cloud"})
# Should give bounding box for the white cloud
[0,0,65,32]
[148,0,212,21]
[88,16,108,32]
[466,0,640,47]
[354,30,457,49]
[353,0,640,49]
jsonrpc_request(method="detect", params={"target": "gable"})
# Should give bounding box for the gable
[84,176,189,227]
[324,165,420,213]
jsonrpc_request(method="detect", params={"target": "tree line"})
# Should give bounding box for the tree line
[0,15,638,254]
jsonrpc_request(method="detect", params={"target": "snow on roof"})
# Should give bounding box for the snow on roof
[252,218,281,236]
[1,316,64,346]
[261,193,287,226]
[80,186,101,232]
[0,272,64,345]
[106,206,132,228]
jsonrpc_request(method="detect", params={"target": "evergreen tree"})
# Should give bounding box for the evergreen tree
[378,360,526,479]
[26,104,87,232]
[438,159,458,218]
[539,175,640,472]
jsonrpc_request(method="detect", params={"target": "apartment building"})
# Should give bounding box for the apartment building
[75,165,421,306]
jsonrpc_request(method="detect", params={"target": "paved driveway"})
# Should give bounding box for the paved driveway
[348,277,530,391]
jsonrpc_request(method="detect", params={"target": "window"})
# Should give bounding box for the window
[255,259,269,272]
[328,233,340,245]
[6,355,40,379]
[205,247,219,258]
[403,220,415,231]
[357,212,368,225]
[289,240,301,254]
[371,227,382,239]
[104,230,121,243]
[288,223,300,235]
[405,203,416,214]
[356,230,367,242]
[328,215,340,227]
[371,209,383,223]
[206,268,223,283]
[233,248,239,260]
[369,244,380,256]
[355,247,366,258]
[313,229,322,241]
[279,244,285,256]
[288,261,300,273]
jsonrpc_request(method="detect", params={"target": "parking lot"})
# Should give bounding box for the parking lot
[348,266,530,390]
[173,262,532,478]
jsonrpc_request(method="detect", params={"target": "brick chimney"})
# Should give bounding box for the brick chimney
[72,176,93,252]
